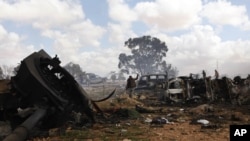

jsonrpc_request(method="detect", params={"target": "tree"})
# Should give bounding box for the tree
[64,62,86,84]
[0,66,3,79]
[118,35,177,76]
[111,73,116,82]
[118,71,126,80]
[0,65,14,79]
[108,71,126,82]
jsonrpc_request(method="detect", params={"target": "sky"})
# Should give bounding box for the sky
[0,0,250,78]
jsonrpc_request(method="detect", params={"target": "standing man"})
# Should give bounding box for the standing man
[126,74,139,98]
[215,69,219,79]
[202,70,206,79]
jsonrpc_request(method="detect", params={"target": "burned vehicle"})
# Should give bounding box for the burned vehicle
[164,77,191,103]
[163,75,216,104]
[0,49,115,141]
[189,76,214,102]
[211,75,250,105]
[133,73,204,104]
[134,74,168,97]
[134,72,216,104]
[164,72,250,105]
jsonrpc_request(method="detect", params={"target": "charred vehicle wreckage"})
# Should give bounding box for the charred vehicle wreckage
[134,72,250,105]
[0,49,115,141]
[133,74,204,104]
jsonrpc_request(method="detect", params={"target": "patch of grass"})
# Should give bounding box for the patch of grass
[59,121,151,141]
[60,129,97,140]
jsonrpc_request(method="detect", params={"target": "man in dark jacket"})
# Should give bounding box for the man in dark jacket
[126,74,139,98]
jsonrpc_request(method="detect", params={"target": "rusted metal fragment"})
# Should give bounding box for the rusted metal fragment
[3,108,46,141]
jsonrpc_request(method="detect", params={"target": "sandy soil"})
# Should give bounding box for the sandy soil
[26,94,250,141]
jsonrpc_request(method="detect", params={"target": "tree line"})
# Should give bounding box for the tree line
[0,65,15,79]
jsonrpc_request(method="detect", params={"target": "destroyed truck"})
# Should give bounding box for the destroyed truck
[134,74,168,100]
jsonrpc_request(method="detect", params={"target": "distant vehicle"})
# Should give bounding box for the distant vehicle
[135,74,168,90]
[134,74,168,99]
[82,73,106,85]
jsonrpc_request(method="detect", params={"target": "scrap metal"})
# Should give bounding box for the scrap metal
[0,49,115,141]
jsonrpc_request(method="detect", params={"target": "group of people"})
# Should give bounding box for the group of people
[202,69,219,79]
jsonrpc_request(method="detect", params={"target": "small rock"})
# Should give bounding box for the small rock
[197,119,209,125]
[156,132,163,136]
[167,113,172,117]
[151,117,169,124]
[145,117,152,123]
[121,129,127,133]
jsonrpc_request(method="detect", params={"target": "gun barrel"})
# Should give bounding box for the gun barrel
[3,108,47,141]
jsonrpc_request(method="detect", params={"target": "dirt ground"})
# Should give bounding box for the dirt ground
[24,93,250,141]
[1,83,249,141]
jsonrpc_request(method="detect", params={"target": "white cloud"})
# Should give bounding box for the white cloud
[0,0,103,45]
[202,0,250,30]
[0,0,107,68]
[107,0,137,24]
[0,0,250,79]
[134,0,202,31]
[42,20,106,48]
[42,19,106,62]
[0,24,35,65]
[215,39,250,77]
[145,24,250,77]
[0,0,84,29]
[76,47,126,76]
[107,23,136,45]
[106,0,138,45]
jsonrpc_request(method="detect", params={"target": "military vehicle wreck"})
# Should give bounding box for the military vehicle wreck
[134,74,168,101]
[134,71,250,106]
[163,76,210,104]
[0,49,115,141]
[164,77,192,103]
[133,73,209,104]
